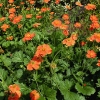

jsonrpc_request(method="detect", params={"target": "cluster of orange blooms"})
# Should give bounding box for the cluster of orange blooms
[52,13,70,36]
[8,84,40,100]
[8,84,21,100]
[89,15,100,30]
[62,33,78,47]
[87,33,100,43]
[43,0,60,4]
[27,44,52,70]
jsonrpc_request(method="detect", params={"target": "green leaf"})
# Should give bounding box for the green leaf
[3,58,11,66]
[16,69,23,78]
[97,91,100,98]
[39,96,46,100]
[59,86,85,100]
[0,68,8,81]
[1,55,11,66]
[42,85,57,100]
[12,51,24,62]
[96,79,100,87]
[75,83,95,96]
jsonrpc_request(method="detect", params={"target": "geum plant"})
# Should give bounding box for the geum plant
[1,0,100,100]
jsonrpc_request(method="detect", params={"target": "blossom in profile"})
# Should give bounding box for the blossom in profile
[75,1,83,7]
[86,50,97,58]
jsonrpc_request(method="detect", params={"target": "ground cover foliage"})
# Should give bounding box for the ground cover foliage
[0,0,100,100]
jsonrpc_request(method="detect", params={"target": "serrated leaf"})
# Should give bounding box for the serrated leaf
[0,68,8,81]
[3,58,11,66]
[1,55,11,66]
[12,51,23,62]
[96,79,100,87]
[42,85,57,100]
[75,83,95,96]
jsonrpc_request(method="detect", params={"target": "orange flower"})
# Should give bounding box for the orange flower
[62,29,69,36]
[9,13,15,20]
[64,20,70,24]
[80,41,86,46]
[8,93,19,100]
[12,15,22,24]
[50,12,54,15]
[90,22,100,29]
[0,17,6,22]
[20,2,25,5]
[33,23,41,28]
[86,50,97,58]
[59,24,68,30]
[35,44,52,57]
[28,0,35,5]
[26,14,32,18]
[8,0,14,3]
[36,15,42,19]
[30,90,40,100]
[27,60,40,71]
[9,8,16,14]
[62,38,75,47]
[43,0,50,3]
[90,15,98,22]
[55,0,60,4]
[22,32,35,42]
[27,56,42,70]
[65,4,71,10]
[9,84,20,94]
[70,33,78,40]
[84,3,96,10]
[62,14,69,20]
[1,24,10,31]
[0,3,3,7]
[41,7,50,13]
[6,36,13,40]
[52,19,62,28]
[74,22,81,28]
[75,1,83,7]
[97,60,100,67]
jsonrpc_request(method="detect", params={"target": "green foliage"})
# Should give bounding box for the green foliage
[75,83,95,96]
[0,0,100,99]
